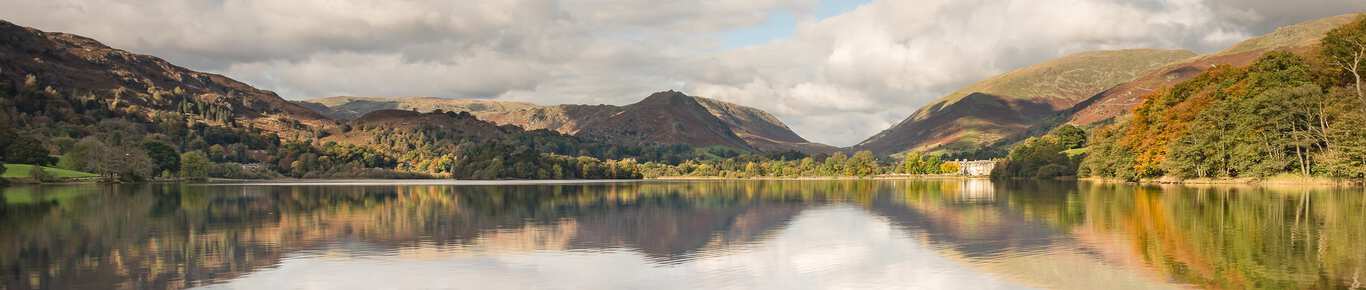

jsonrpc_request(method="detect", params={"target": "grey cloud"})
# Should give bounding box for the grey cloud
[1205,0,1366,33]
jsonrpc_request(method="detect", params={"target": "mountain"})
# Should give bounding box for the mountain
[855,49,1197,155]
[1065,13,1361,125]
[568,91,753,149]
[302,91,836,153]
[0,20,330,137]
[300,96,539,120]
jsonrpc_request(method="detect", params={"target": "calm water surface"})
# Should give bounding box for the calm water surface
[1,180,1363,289]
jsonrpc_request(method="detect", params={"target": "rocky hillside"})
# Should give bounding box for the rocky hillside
[855,49,1196,155]
[0,20,331,137]
[303,91,835,153]
[1065,13,1361,125]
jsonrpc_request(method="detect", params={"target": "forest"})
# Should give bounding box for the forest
[997,16,1366,182]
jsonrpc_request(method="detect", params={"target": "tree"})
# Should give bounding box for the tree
[902,151,924,174]
[996,136,1073,179]
[142,141,180,175]
[4,135,55,165]
[823,152,847,175]
[29,165,54,183]
[89,144,155,182]
[60,138,101,172]
[939,162,961,174]
[846,151,878,177]
[1323,15,1366,115]
[1053,125,1087,150]
[180,151,212,180]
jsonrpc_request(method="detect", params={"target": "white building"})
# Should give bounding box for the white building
[956,160,996,177]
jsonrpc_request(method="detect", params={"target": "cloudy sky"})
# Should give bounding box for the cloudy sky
[3,0,1362,146]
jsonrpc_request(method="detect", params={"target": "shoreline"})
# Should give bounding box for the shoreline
[1078,176,1362,187]
[651,174,988,181]
[6,175,1359,187]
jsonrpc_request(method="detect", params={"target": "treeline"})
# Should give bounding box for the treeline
[638,150,963,178]
[990,125,1086,179]
[995,16,1366,182]
[0,75,434,182]
[336,111,711,179]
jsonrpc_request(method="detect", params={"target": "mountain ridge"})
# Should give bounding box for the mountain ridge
[300,91,837,153]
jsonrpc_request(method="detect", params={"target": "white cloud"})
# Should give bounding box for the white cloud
[1,0,1361,146]
[685,0,1363,146]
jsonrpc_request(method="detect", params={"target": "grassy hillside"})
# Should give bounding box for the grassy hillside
[857,49,1195,155]
[933,49,1197,110]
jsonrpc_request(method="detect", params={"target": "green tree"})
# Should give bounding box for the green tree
[846,151,878,177]
[60,138,102,172]
[824,152,847,175]
[1322,14,1366,115]
[4,135,55,165]
[180,151,212,180]
[1053,125,1087,150]
[902,151,924,174]
[142,141,180,175]
[996,136,1073,179]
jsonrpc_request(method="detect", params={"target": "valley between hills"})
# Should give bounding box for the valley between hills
[1,13,1365,183]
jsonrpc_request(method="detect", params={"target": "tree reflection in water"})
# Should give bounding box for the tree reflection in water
[1,180,1362,289]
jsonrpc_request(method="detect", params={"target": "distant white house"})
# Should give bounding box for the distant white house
[955,160,996,176]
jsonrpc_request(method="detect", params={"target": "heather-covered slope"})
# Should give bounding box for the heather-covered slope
[856,49,1195,155]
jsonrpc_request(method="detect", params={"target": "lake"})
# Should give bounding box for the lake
[1,180,1363,289]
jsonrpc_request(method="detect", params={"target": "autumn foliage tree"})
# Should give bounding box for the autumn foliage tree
[1079,22,1366,181]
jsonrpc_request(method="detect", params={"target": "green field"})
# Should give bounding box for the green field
[2,164,99,179]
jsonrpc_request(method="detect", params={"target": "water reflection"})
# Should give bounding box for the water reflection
[1,180,1362,289]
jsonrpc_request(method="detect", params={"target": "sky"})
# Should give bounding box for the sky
[2,0,1363,146]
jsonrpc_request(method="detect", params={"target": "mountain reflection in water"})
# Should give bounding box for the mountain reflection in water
[1,180,1363,289]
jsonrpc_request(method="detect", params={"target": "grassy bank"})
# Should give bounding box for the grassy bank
[2,164,100,183]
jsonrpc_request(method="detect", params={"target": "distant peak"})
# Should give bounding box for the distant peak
[638,90,696,105]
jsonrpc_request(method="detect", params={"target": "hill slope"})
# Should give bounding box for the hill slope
[1065,13,1361,125]
[855,49,1196,155]
[0,20,330,137]
[303,92,836,153]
